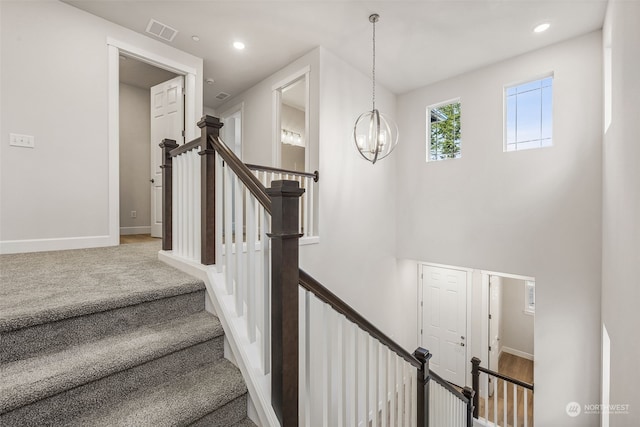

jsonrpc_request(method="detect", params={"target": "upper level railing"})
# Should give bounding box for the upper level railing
[161,116,474,427]
[471,357,534,427]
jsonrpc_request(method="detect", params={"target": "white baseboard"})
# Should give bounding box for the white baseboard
[120,226,151,235]
[0,235,117,254]
[501,346,534,361]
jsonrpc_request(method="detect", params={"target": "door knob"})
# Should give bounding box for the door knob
[150,179,155,183]
[460,342,465,347]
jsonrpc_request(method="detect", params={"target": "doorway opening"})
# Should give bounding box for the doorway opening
[272,67,309,171]
[118,54,181,242]
[107,38,200,247]
[483,271,535,426]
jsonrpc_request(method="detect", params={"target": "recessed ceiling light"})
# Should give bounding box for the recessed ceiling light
[533,23,550,33]
[192,35,200,42]
[233,41,245,50]
[206,78,215,85]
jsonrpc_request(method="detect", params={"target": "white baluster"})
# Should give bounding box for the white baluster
[224,165,234,294]
[304,290,311,427]
[410,367,416,427]
[381,348,388,427]
[261,206,270,374]
[524,388,528,427]
[373,340,379,427]
[390,353,396,427]
[246,189,256,341]
[364,334,370,427]
[181,153,188,257]
[337,315,345,427]
[503,379,507,426]
[172,152,178,253]
[398,356,404,426]
[187,151,194,260]
[323,303,331,427]
[514,384,518,427]
[297,175,303,235]
[353,323,359,426]
[193,151,201,262]
[308,176,314,237]
[493,376,498,426]
[215,155,223,272]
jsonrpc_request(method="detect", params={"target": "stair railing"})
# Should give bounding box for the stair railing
[471,357,534,427]
[162,116,474,427]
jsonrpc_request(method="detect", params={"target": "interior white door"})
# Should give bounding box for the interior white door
[421,265,468,387]
[488,275,502,395]
[150,75,184,238]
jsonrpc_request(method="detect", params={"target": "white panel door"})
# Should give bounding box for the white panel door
[150,76,184,238]
[421,265,468,387]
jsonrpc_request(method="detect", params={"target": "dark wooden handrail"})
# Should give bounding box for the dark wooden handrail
[246,163,319,182]
[169,137,200,157]
[429,368,470,404]
[209,135,272,213]
[477,365,534,391]
[298,269,421,369]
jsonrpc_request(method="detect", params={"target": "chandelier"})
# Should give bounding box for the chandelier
[353,13,399,164]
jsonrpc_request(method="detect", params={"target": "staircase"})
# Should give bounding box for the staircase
[0,241,254,426]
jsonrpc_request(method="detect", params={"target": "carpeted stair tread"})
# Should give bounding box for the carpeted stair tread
[0,241,205,332]
[67,359,247,427]
[0,311,222,413]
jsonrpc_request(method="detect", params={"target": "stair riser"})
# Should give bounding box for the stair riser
[0,290,205,363]
[190,394,248,427]
[0,337,224,427]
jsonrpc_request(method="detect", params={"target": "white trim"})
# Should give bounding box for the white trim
[272,66,311,170]
[119,226,152,235]
[108,45,120,248]
[480,269,535,282]
[501,346,534,361]
[107,38,197,75]
[107,39,199,249]
[158,250,279,427]
[0,235,113,254]
[271,65,311,92]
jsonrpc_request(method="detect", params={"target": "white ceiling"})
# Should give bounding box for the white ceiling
[66,0,607,109]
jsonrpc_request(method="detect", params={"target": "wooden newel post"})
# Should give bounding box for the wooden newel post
[159,138,178,251]
[471,357,481,419]
[267,180,304,427]
[197,115,223,265]
[463,386,476,427]
[414,347,432,427]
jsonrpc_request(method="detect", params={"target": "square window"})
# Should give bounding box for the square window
[504,76,553,152]
[427,100,461,161]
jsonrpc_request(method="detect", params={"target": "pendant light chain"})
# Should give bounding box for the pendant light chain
[372,16,376,111]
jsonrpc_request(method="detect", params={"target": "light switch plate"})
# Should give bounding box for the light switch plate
[9,133,35,148]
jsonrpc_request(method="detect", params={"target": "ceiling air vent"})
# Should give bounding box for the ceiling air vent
[146,19,178,42]
[215,92,231,101]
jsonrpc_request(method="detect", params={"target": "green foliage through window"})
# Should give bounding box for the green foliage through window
[428,101,461,161]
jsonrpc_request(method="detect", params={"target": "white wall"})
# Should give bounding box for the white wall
[0,0,203,253]
[501,278,534,358]
[300,47,403,344]
[397,32,603,426]
[119,83,150,233]
[601,1,640,425]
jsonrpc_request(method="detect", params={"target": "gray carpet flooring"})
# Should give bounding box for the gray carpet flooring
[0,241,255,426]
[0,241,203,331]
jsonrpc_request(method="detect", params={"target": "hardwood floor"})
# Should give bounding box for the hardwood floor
[477,353,534,427]
[119,234,159,244]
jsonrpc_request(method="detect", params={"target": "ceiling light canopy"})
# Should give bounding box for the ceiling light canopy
[192,35,200,42]
[233,41,245,50]
[353,13,399,164]
[533,23,550,33]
